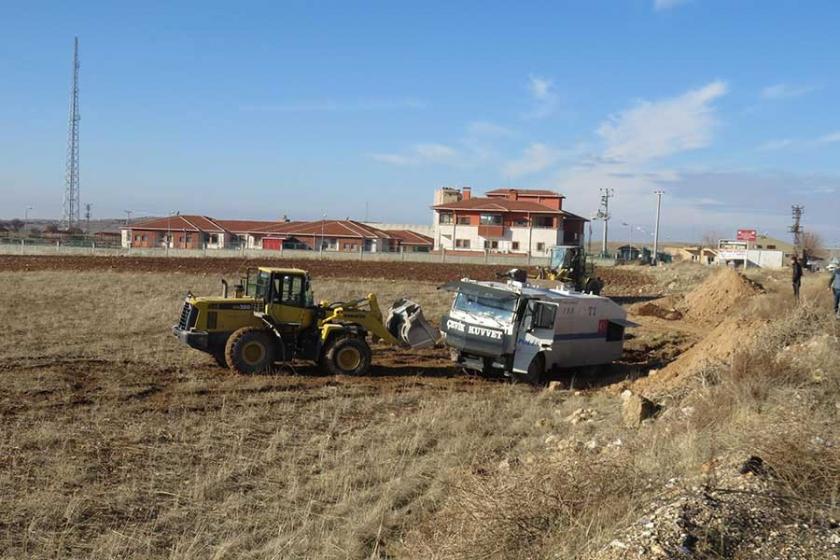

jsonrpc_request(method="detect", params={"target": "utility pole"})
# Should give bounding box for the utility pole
[124,210,133,225]
[25,206,33,222]
[62,37,81,230]
[653,190,665,265]
[598,188,614,256]
[320,213,326,257]
[789,205,804,256]
[84,203,92,233]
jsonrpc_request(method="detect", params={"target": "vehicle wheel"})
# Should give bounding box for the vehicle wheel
[324,337,372,376]
[225,327,276,374]
[521,354,546,386]
[211,348,228,368]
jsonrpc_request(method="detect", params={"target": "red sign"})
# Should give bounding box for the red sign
[737,229,757,241]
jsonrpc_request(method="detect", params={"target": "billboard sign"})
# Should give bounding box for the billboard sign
[737,229,757,241]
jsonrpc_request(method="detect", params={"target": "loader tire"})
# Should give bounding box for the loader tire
[324,337,371,376]
[211,349,228,368]
[225,327,275,374]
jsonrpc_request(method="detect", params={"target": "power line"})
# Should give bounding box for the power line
[62,37,81,230]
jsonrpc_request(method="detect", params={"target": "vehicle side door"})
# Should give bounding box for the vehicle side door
[512,299,558,374]
[267,273,314,329]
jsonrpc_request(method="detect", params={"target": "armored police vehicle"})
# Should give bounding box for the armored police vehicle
[440,271,634,384]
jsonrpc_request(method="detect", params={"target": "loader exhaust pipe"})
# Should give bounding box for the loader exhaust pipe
[221,279,229,298]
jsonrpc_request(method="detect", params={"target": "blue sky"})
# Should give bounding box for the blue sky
[1,0,839,243]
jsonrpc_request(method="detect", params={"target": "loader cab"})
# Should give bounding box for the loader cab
[249,267,315,328]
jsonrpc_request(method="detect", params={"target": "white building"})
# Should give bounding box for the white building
[431,187,586,256]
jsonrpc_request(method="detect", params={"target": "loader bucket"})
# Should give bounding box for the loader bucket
[385,298,439,349]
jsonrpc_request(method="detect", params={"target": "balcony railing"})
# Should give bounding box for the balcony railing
[477,225,504,238]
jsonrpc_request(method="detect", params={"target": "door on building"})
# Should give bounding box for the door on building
[262,237,282,250]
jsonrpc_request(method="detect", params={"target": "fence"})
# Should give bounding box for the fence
[0,237,558,267]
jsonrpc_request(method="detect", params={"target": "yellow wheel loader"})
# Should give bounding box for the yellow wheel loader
[172,267,437,375]
[534,245,603,294]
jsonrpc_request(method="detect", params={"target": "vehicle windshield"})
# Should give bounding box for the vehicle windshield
[453,292,517,323]
[253,270,270,300]
[550,246,573,269]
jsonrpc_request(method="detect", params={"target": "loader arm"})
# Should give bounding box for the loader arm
[320,293,401,346]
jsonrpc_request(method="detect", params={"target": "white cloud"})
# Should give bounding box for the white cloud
[525,75,559,119]
[654,0,690,11]
[756,139,794,152]
[760,83,816,100]
[368,143,458,166]
[597,80,728,164]
[817,131,840,144]
[502,143,566,178]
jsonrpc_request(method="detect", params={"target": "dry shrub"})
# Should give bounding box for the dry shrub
[752,425,840,521]
[401,455,642,560]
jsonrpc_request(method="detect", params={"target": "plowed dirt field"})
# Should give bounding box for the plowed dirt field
[0,254,658,295]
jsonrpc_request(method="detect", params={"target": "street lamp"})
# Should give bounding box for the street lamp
[24,206,33,221]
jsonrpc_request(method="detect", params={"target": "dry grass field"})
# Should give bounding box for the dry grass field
[1,263,838,559]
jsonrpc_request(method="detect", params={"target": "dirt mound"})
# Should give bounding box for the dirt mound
[631,316,766,395]
[599,268,658,297]
[631,300,683,320]
[682,268,763,322]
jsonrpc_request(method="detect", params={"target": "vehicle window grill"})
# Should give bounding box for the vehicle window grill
[178,302,197,330]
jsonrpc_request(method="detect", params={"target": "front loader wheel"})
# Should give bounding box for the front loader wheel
[323,337,372,376]
[211,349,228,368]
[225,327,276,374]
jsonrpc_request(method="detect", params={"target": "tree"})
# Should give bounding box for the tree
[700,231,722,250]
[801,231,825,257]
[29,227,42,237]
[44,224,59,234]
[9,219,24,232]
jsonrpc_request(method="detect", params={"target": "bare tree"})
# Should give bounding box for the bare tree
[802,231,825,257]
[9,219,24,232]
[701,231,722,250]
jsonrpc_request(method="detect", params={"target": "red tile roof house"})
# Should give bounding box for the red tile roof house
[120,216,431,253]
[431,187,587,256]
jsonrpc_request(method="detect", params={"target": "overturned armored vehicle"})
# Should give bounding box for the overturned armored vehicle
[440,271,634,384]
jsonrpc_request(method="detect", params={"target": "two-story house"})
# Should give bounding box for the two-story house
[431,187,586,255]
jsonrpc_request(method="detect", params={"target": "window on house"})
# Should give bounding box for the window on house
[536,242,545,252]
[134,235,140,241]
[209,233,220,244]
[483,240,499,250]
[455,239,471,249]
[480,214,503,225]
[533,216,554,228]
[438,213,453,224]
[512,241,520,251]
[512,218,529,227]
[456,216,471,225]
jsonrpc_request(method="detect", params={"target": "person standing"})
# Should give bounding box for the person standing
[791,256,803,302]
[830,266,840,318]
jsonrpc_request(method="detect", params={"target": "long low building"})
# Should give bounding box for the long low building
[120,216,433,253]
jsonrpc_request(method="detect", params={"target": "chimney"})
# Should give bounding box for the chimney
[462,186,472,200]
